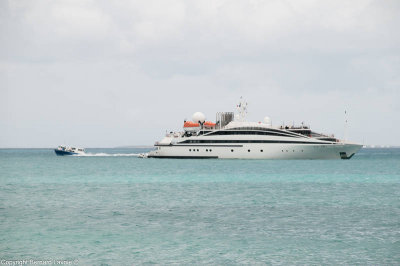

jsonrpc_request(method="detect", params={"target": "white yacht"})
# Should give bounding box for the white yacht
[148,100,362,159]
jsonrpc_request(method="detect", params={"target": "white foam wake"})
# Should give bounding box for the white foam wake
[72,153,142,157]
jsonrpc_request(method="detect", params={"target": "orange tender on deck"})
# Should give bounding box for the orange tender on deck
[204,121,216,127]
[183,121,216,128]
[183,121,200,127]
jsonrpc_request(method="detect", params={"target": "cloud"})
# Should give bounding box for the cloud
[1,0,399,147]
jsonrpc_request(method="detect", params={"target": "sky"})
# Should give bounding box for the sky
[1,0,399,148]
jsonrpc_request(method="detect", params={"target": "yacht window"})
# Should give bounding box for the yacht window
[248,149,250,152]
[231,149,234,152]
[206,149,208,152]
[197,149,199,151]
[210,149,212,152]
[189,149,191,152]
[260,150,263,152]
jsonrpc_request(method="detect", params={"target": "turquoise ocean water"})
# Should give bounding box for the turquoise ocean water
[0,148,399,265]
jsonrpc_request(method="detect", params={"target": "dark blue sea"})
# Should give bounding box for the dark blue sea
[0,148,399,265]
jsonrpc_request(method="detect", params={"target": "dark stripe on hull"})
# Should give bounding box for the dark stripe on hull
[178,140,335,145]
[156,144,243,147]
[54,150,78,156]
[148,155,218,159]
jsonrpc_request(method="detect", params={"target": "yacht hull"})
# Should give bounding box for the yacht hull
[148,143,362,159]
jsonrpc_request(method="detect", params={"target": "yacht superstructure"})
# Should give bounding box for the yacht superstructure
[148,100,362,159]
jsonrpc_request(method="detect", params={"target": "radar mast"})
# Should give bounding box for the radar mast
[236,96,248,122]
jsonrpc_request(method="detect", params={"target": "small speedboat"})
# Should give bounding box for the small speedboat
[138,153,148,158]
[54,145,85,156]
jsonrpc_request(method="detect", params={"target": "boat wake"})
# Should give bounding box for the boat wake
[72,153,142,157]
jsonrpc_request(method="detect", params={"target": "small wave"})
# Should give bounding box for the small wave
[73,153,141,157]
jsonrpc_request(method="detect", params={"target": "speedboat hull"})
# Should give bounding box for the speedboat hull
[54,149,79,156]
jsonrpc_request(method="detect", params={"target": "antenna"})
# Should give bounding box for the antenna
[236,96,248,122]
[344,110,348,142]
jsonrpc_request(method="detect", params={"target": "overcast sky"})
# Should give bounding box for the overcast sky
[1,0,399,147]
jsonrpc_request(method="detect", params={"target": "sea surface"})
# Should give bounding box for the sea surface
[0,148,399,265]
